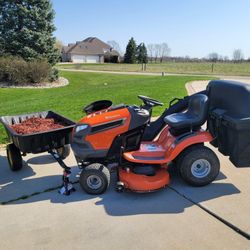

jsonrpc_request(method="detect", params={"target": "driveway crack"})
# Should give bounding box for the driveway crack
[168,185,250,240]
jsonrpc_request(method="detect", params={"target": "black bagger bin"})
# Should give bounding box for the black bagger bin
[207,80,250,167]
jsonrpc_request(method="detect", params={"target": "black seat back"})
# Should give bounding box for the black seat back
[187,94,209,125]
[142,96,189,141]
[164,94,208,136]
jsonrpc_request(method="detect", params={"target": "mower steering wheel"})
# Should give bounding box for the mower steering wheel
[138,95,163,107]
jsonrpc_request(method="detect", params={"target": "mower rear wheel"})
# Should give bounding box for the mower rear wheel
[178,145,220,186]
[79,163,110,195]
[175,143,204,171]
[6,143,23,171]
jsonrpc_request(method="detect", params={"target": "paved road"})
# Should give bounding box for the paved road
[59,68,250,81]
[0,78,250,250]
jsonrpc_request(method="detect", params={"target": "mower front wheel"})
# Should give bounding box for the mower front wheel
[79,163,110,195]
[178,145,220,186]
[6,143,23,171]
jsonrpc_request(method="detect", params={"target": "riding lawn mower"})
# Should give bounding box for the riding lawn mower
[2,80,249,195]
[71,80,250,195]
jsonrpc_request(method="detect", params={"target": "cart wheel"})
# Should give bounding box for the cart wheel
[178,145,220,186]
[56,145,71,159]
[6,143,23,171]
[79,163,110,195]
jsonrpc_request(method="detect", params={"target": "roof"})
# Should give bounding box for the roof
[104,50,120,56]
[62,37,118,56]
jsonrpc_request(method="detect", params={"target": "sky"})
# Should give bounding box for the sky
[52,0,250,59]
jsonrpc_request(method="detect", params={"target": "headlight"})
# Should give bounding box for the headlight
[75,124,88,133]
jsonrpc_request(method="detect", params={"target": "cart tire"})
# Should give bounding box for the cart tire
[179,145,220,186]
[79,163,110,195]
[56,145,71,159]
[6,144,23,171]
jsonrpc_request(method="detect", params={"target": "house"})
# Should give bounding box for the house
[61,37,120,63]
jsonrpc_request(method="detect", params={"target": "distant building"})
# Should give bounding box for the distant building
[61,37,120,63]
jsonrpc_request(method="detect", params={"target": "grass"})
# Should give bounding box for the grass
[57,62,250,76]
[0,71,214,144]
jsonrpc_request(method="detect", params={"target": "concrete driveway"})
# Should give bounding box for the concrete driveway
[0,150,249,249]
[0,79,250,249]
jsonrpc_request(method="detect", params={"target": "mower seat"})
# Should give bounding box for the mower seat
[164,94,208,132]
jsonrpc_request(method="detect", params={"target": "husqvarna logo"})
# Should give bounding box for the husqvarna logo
[105,115,121,119]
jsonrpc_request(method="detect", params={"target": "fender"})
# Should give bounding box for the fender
[123,130,213,164]
[166,131,214,162]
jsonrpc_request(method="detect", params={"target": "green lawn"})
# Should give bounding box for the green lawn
[57,62,250,76]
[0,71,213,144]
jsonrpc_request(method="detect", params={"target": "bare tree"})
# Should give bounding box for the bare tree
[147,43,171,63]
[55,39,64,52]
[154,44,161,63]
[107,40,122,55]
[233,49,244,62]
[208,52,219,62]
[147,44,154,63]
[160,43,170,63]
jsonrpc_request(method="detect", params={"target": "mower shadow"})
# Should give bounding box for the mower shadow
[94,173,240,216]
[2,170,241,216]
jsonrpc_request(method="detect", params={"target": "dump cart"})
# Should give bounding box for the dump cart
[0,110,77,195]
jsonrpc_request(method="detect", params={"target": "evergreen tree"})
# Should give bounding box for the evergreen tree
[0,0,59,65]
[124,37,137,63]
[137,43,148,63]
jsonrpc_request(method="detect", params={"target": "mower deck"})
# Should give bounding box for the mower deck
[119,167,170,192]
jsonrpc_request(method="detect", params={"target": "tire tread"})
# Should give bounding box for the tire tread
[178,145,220,186]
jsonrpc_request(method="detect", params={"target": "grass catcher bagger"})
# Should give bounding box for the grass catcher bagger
[70,79,250,195]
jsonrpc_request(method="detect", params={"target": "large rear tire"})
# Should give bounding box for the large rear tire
[178,145,220,186]
[79,163,110,195]
[6,143,23,171]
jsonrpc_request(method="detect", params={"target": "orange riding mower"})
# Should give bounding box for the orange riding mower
[71,80,250,194]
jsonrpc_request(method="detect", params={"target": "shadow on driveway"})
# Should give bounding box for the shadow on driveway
[1,163,241,216]
[0,154,36,186]
[26,154,57,165]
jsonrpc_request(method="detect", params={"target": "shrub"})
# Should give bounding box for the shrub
[27,59,50,83]
[8,57,30,83]
[48,68,59,82]
[0,56,52,84]
[0,57,10,81]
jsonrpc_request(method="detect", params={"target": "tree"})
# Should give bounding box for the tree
[0,0,59,65]
[137,43,148,64]
[107,40,122,55]
[124,37,137,63]
[208,52,219,62]
[154,44,161,63]
[233,49,244,62]
[147,44,154,63]
[55,39,64,52]
[159,43,170,63]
